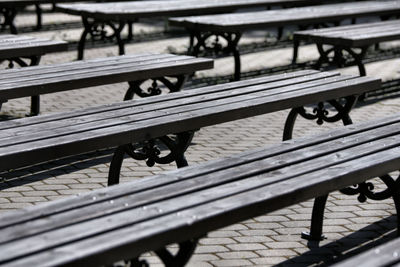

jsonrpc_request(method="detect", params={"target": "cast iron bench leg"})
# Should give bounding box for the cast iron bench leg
[108,131,194,186]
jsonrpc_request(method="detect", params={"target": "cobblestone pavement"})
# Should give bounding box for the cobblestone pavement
[2,6,400,266]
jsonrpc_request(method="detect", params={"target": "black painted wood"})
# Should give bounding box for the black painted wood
[331,236,400,267]
[1,110,400,266]
[0,34,67,59]
[294,20,400,47]
[0,70,379,173]
[0,53,213,102]
[56,0,317,20]
[169,0,400,33]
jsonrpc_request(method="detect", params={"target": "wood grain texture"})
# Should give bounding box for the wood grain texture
[0,71,379,173]
[0,110,399,266]
[169,0,400,33]
[294,20,400,47]
[0,34,67,59]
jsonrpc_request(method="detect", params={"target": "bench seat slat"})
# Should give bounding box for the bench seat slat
[0,72,342,142]
[0,70,319,130]
[56,0,315,19]
[169,1,400,32]
[0,111,397,232]
[294,20,400,47]
[0,54,212,100]
[0,75,378,171]
[1,114,400,266]
[1,118,400,245]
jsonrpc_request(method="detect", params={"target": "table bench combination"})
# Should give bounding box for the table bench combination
[55,0,317,60]
[292,19,400,76]
[0,34,68,115]
[0,53,213,116]
[1,104,400,266]
[169,0,400,80]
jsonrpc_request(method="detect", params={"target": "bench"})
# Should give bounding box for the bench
[0,70,378,185]
[0,53,213,116]
[331,236,400,267]
[169,0,400,80]
[55,0,318,60]
[292,19,400,76]
[1,106,400,266]
[0,34,68,115]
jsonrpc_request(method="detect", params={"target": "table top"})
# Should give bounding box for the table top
[0,34,67,59]
[169,0,400,33]
[56,0,317,20]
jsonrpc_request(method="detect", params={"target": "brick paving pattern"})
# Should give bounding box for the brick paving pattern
[1,5,400,266]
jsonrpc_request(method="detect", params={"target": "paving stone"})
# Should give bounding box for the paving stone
[217,251,258,259]
[227,243,267,251]
[211,259,253,266]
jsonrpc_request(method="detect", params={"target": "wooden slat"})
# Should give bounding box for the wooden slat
[0,53,213,100]
[169,1,400,33]
[0,71,340,142]
[0,112,400,266]
[0,73,379,172]
[294,20,400,47]
[56,0,317,20]
[330,237,400,267]
[0,34,67,59]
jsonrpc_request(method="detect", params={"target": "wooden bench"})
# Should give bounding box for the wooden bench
[331,236,400,267]
[169,0,400,80]
[0,53,213,115]
[55,0,318,60]
[1,106,400,266]
[292,19,400,76]
[0,34,68,115]
[0,70,378,183]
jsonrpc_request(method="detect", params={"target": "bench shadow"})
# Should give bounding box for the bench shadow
[276,215,397,266]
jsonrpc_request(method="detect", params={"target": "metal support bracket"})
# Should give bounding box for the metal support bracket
[189,30,242,80]
[0,7,17,34]
[124,75,187,100]
[78,17,126,60]
[315,44,368,76]
[283,95,357,141]
[108,131,194,186]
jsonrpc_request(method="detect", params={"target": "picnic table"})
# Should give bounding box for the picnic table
[169,0,400,80]
[292,19,400,76]
[55,0,318,59]
[0,34,67,115]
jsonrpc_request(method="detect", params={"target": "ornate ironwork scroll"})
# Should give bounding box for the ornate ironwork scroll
[127,239,198,267]
[78,17,126,60]
[303,174,400,241]
[284,96,400,241]
[108,131,194,186]
[314,44,369,76]
[189,31,242,80]
[124,76,187,100]
[283,95,357,141]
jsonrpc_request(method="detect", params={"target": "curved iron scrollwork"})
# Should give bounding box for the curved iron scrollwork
[124,76,187,100]
[189,30,242,80]
[108,131,194,186]
[315,44,368,76]
[126,239,198,267]
[78,17,126,60]
[283,96,357,141]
